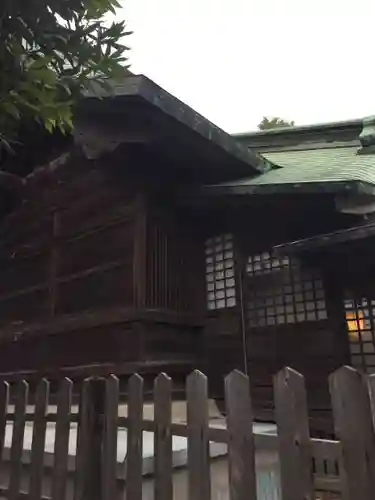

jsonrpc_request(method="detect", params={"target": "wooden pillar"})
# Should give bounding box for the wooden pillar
[233,234,249,375]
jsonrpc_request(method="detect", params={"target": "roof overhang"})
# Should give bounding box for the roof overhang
[197,179,375,198]
[273,221,375,256]
[74,75,275,183]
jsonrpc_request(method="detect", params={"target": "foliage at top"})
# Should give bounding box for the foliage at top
[258,116,295,130]
[0,0,131,152]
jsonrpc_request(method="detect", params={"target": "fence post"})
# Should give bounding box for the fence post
[126,373,144,500]
[329,366,375,500]
[274,367,314,500]
[0,381,9,469]
[52,378,73,500]
[187,370,211,500]
[154,373,173,500]
[29,379,49,500]
[103,375,119,500]
[225,370,257,500]
[9,380,28,500]
[74,377,106,500]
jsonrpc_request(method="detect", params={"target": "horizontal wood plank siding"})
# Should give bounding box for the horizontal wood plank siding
[0,164,137,327]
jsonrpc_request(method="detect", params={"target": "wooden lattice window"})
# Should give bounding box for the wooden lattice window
[344,297,375,373]
[246,253,327,327]
[205,234,236,310]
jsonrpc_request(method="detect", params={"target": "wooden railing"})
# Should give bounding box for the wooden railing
[1,366,375,499]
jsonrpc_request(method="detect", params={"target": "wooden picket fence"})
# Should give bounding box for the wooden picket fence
[0,366,375,499]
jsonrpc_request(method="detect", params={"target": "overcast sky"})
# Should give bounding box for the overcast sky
[112,0,375,133]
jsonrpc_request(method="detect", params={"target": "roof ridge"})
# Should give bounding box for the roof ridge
[233,118,363,138]
[258,143,359,154]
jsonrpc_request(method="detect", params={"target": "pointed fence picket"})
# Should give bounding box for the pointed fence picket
[154,373,172,500]
[0,365,373,499]
[225,370,256,500]
[330,366,375,500]
[274,367,314,500]
[29,379,49,500]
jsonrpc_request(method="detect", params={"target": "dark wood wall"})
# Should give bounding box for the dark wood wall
[0,163,136,327]
[0,155,360,431]
[200,196,353,433]
[0,155,205,380]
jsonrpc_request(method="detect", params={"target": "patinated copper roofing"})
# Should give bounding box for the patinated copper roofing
[203,117,375,196]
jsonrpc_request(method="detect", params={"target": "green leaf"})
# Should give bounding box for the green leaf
[29,55,54,70]
[102,22,125,40]
[0,0,131,149]
[2,102,21,119]
[28,68,58,88]
[44,120,55,133]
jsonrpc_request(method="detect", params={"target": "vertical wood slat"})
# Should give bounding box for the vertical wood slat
[274,367,314,500]
[126,373,144,500]
[155,225,161,308]
[49,212,60,317]
[171,232,178,311]
[74,378,105,500]
[225,370,257,500]
[154,373,173,500]
[102,375,119,500]
[156,225,160,308]
[9,381,28,500]
[51,378,72,500]
[166,226,173,310]
[330,366,375,500]
[133,193,147,308]
[166,225,173,309]
[161,226,167,309]
[152,224,157,308]
[187,370,211,500]
[177,239,183,311]
[148,220,155,307]
[161,227,168,309]
[0,381,9,469]
[29,379,49,500]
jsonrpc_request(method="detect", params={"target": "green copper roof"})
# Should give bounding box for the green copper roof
[251,145,375,184]
[205,144,375,196]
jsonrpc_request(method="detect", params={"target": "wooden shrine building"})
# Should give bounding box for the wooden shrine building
[0,75,375,432]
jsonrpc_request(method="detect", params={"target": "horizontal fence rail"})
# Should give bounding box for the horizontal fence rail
[0,366,373,499]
